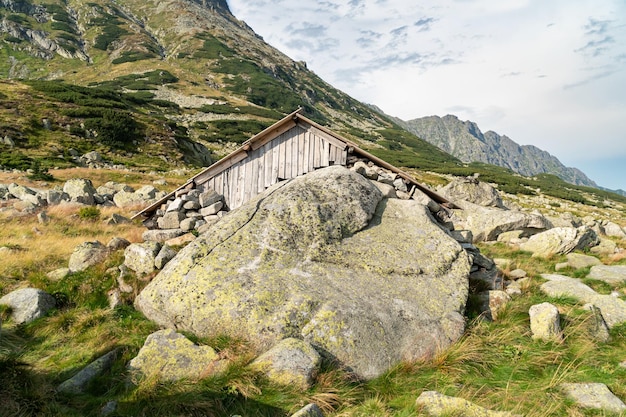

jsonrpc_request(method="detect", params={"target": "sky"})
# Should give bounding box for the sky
[226,0,626,191]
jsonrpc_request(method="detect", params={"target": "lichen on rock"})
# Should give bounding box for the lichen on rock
[135,166,471,379]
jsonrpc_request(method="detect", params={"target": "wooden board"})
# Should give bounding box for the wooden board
[313,135,321,168]
[278,136,287,179]
[271,137,281,185]
[321,139,330,166]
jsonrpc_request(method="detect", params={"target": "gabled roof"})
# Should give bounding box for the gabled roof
[132,108,455,219]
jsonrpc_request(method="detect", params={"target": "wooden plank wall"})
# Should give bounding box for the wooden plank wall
[201,125,347,210]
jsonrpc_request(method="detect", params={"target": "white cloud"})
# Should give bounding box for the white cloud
[227,0,626,189]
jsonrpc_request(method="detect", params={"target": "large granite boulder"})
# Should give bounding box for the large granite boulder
[450,201,552,242]
[135,166,471,379]
[439,178,506,209]
[520,226,599,256]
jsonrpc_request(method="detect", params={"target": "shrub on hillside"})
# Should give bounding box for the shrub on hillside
[83,110,139,148]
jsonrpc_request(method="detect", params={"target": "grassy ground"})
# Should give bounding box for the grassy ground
[1,170,625,417]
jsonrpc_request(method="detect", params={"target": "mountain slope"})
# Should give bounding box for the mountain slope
[397,115,596,187]
[3,0,445,170]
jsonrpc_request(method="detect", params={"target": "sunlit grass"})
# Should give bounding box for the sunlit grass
[1,169,625,416]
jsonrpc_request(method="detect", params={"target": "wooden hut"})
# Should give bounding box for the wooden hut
[133,109,453,219]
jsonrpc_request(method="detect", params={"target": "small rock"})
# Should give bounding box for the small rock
[183,200,200,210]
[47,268,70,280]
[104,213,131,225]
[142,229,185,243]
[63,178,97,205]
[199,201,223,216]
[529,302,563,342]
[154,245,177,270]
[582,304,610,343]
[165,233,196,247]
[107,237,131,251]
[124,242,162,276]
[371,181,397,198]
[587,264,626,285]
[0,288,56,325]
[508,269,527,280]
[166,198,184,212]
[416,390,518,416]
[68,241,109,272]
[251,338,321,389]
[157,211,186,229]
[57,349,119,394]
[477,290,510,320]
[290,403,324,417]
[393,177,407,192]
[107,289,123,309]
[113,191,149,208]
[566,253,602,270]
[180,217,196,232]
[128,329,219,382]
[560,383,626,413]
[198,190,222,208]
[37,211,50,224]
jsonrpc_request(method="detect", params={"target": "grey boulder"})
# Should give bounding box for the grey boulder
[0,288,56,324]
[451,200,551,242]
[520,226,599,256]
[68,241,109,272]
[135,166,470,379]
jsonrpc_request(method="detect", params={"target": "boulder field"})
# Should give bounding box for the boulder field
[135,166,471,379]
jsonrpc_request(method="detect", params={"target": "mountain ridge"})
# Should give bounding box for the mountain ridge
[395,114,597,188]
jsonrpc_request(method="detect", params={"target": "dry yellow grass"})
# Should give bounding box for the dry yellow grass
[0,200,146,289]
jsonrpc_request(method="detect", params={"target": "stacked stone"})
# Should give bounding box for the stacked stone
[348,158,413,198]
[147,187,227,234]
[0,179,167,215]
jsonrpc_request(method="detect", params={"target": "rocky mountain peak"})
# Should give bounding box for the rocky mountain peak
[398,114,597,188]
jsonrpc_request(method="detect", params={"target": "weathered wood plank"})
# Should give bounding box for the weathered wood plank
[257,145,266,194]
[278,136,287,179]
[302,131,310,174]
[264,142,273,188]
[291,132,300,178]
[313,134,321,168]
[338,148,347,166]
[285,135,293,178]
[243,158,256,204]
[321,139,330,166]
[272,136,281,185]
[308,131,316,171]
[231,161,246,210]
[298,128,306,175]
